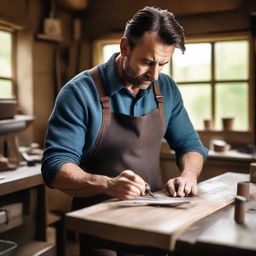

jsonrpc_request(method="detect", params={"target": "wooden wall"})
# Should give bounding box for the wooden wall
[81,0,256,45]
[0,0,73,146]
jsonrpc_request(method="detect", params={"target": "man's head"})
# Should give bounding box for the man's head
[119,6,185,90]
[124,6,185,53]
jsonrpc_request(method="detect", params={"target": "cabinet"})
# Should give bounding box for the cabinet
[0,164,55,256]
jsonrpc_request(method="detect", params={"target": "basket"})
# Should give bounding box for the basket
[0,240,17,256]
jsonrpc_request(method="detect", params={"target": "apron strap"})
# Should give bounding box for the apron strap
[153,83,165,131]
[89,67,111,158]
[89,66,106,97]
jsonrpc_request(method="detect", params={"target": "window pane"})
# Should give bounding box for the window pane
[0,79,13,98]
[172,43,211,82]
[103,44,120,62]
[215,83,248,130]
[215,41,249,80]
[161,62,170,75]
[179,84,211,130]
[0,31,12,77]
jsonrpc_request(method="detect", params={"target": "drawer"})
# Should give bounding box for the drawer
[0,203,23,233]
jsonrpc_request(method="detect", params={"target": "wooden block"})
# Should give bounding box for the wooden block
[237,182,250,200]
[234,195,246,224]
[0,203,23,233]
[0,99,17,119]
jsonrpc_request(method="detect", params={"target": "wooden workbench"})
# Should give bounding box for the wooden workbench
[65,172,256,254]
[0,164,43,196]
[176,187,256,256]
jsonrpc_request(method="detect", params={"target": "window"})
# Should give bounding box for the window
[171,39,250,131]
[0,30,14,99]
[102,44,120,62]
[94,35,251,132]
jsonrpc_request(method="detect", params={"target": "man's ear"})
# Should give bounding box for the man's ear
[120,37,130,57]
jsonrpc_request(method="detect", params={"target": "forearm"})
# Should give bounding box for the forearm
[178,151,204,179]
[51,163,146,199]
[51,163,109,197]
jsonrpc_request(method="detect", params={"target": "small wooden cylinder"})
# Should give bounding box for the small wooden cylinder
[222,118,234,131]
[250,162,256,183]
[234,195,246,224]
[237,182,250,200]
[204,119,214,130]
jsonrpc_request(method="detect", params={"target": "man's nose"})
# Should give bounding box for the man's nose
[148,65,159,81]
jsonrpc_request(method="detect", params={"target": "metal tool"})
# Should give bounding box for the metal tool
[145,183,158,199]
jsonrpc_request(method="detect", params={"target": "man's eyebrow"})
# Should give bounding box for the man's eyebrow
[159,61,169,65]
[142,58,169,65]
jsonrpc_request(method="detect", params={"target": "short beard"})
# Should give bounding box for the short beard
[123,58,153,89]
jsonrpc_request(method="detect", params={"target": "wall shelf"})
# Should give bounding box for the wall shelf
[36,33,62,42]
[0,115,34,134]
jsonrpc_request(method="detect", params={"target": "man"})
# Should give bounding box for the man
[42,6,208,256]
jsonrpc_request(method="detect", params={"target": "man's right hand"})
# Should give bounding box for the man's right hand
[105,170,146,199]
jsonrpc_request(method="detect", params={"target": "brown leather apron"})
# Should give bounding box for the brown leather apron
[72,67,165,210]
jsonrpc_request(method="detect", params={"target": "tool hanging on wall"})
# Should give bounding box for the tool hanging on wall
[43,0,62,38]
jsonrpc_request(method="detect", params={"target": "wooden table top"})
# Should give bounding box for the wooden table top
[176,191,256,255]
[65,172,253,251]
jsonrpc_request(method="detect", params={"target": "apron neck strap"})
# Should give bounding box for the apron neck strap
[153,83,165,131]
[89,66,106,97]
[88,67,111,160]
[89,66,110,110]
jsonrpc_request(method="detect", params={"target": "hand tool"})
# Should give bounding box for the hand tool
[145,183,158,199]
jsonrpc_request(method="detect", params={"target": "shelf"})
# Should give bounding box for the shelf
[0,164,42,196]
[37,33,62,42]
[0,115,34,134]
[17,240,55,256]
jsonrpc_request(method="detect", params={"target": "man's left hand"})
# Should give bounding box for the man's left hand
[166,173,198,197]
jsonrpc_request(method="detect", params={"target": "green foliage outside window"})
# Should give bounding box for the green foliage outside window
[0,30,13,99]
[172,40,249,131]
[179,84,211,130]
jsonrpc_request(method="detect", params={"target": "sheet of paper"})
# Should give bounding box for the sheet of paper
[115,196,191,207]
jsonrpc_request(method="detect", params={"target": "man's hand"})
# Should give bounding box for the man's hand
[166,152,204,197]
[105,170,146,199]
[166,172,198,197]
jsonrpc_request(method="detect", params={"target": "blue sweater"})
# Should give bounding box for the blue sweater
[42,53,208,186]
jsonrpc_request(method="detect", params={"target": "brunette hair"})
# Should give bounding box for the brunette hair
[124,6,186,53]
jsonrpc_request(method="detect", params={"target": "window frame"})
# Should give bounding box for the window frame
[92,32,255,144]
[175,32,253,133]
[92,33,122,66]
[0,26,16,99]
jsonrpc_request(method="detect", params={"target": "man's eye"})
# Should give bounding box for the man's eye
[143,60,153,65]
[159,63,167,67]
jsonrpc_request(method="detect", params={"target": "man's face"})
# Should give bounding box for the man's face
[122,31,175,89]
